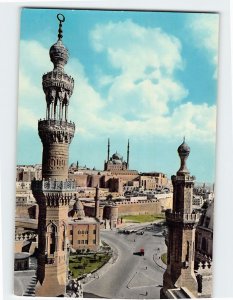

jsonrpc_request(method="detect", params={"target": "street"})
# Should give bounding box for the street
[83,224,166,298]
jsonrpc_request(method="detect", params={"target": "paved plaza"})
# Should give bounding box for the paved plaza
[83,223,166,299]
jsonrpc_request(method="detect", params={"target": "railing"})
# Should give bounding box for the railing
[32,179,76,192]
[15,233,38,241]
[38,119,75,129]
[166,210,200,223]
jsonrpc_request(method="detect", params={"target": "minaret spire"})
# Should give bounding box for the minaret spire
[107,138,110,161]
[57,13,65,40]
[127,139,130,169]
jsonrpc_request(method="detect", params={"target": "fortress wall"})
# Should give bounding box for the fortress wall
[117,197,172,216]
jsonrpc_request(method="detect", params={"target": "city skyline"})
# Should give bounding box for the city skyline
[17,9,219,183]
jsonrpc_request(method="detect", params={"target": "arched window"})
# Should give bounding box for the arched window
[47,223,57,255]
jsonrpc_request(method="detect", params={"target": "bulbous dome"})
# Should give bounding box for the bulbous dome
[177,140,190,157]
[49,40,69,70]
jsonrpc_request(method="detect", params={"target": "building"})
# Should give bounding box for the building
[195,200,213,264]
[68,188,100,251]
[104,138,130,171]
[16,164,42,181]
[161,140,200,298]
[139,172,169,190]
[31,14,76,297]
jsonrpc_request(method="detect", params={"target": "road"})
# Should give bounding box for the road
[83,224,166,299]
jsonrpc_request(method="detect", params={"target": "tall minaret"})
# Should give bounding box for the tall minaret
[161,139,200,298]
[107,138,110,161]
[31,14,76,297]
[127,139,130,169]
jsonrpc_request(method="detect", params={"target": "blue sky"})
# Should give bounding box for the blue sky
[17,8,219,183]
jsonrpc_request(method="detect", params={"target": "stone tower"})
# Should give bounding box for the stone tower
[161,139,200,298]
[31,14,76,297]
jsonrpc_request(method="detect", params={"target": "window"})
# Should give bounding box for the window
[93,240,96,244]
[70,230,73,235]
[85,240,88,244]
[93,230,96,234]
[201,237,207,252]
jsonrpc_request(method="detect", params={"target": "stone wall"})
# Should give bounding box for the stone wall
[15,204,38,219]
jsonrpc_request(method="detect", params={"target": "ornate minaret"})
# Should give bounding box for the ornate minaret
[161,139,200,298]
[31,14,76,297]
[127,139,129,169]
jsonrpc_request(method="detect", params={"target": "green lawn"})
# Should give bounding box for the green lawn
[161,253,167,265]
[122,214,165,223]
[69,253,111,278]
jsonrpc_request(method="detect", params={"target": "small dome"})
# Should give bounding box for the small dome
[70,162,77,168]
[73,199,85,219]
[49,39,69,70]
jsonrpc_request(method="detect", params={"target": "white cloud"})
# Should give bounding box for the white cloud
[187,14,219,78]
[18,18,216,145]
[18,107,38,130]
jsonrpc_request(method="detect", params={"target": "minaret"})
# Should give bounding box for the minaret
[95,185,100,219]
[31,14,76,297]
[127,139,129,169]
[161,139,200,298]
[107,138,110,161]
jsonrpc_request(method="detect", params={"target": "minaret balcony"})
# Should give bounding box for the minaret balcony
[42,70,74,93]
[32,179,76,192]
[38,119,75,130]
[165,210,200,224]
[172,174,196,182]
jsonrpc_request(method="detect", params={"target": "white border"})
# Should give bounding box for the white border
[0,0,232,299]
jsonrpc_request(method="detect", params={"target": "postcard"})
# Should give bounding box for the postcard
[14,8,218,298]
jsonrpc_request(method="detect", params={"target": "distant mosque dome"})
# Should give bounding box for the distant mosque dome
[70,162,77,168]
[112,152,123,161]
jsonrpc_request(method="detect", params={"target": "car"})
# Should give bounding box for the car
[136,231,144,235]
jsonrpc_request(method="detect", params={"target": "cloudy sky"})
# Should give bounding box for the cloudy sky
[17,8,219,183]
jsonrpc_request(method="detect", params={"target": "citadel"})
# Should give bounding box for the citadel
[14,14,214,299]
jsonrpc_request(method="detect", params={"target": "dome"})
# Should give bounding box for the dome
[177,138,190,174]
[70,162,77,168]
[177,140,190,157]
[112,152,123,161]
[73,199,85,219]
[49,39,69,70]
